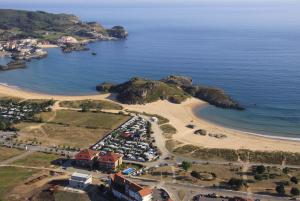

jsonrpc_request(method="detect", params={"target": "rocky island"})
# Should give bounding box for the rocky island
[96,75,244,110]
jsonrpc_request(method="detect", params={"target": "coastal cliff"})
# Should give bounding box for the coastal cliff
[96,75,244,110]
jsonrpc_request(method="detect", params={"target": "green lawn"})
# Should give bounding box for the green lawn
[59,100,123,110]
[0,167,38,201]
[0,147,24,162]
[12,152,58,168]
[50,110,129,130]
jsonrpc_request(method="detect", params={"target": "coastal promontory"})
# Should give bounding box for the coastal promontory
[0,9,127,41]
[96,75,244,110]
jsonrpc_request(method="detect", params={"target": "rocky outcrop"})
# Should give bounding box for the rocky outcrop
[96,77,189,104]
[182,85,244,110]
[96,75,244,110]
[62,43,89,53]
[0,60,26,71]
[107,26,128,39]
[161,75,193,87]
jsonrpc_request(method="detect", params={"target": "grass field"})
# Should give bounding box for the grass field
[51,110,129,129]
[15,110,130,147]
[54,190,91,201]
[0,147,24,162]
[0,167,38,201]
[59,100,123,110]
[12,152,58,168]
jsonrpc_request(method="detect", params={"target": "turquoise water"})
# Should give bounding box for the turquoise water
[0,1,300,137]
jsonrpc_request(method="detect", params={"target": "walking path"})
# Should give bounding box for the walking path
[0,150,35,165]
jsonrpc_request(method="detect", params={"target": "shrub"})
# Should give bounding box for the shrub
[181,161,192,172]
[291,187,300,196]
[290,176,298,184]
[228,178,245,190]
[255,165,266,174]
[275,184,285,196]
[254,174,263,181]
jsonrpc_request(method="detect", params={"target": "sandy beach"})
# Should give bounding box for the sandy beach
[1,84,300,153]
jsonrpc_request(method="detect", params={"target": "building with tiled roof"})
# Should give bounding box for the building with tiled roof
[109,172,152,201]
[74,149,99,168]
[98,151,123,171]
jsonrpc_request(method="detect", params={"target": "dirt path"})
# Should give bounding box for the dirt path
[0,150,35,165]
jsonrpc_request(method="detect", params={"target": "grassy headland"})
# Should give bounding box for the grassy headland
[96,75,243,110]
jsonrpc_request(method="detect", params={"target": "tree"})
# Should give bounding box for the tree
[228,178,244,190]
[255,165,266,174]
[275,184,285,196]
[181,161,192,172]
[291,187,300,196]
[290,176,299,184]
[81,103,89,112]
[283,167,289,174]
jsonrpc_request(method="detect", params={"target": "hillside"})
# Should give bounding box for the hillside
[96,76,244,110]
[97,77,190,104]
[0,9,126,41]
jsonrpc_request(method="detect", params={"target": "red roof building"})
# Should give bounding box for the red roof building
[75,149,99,161]
[74,149,99,168]
[109,172,152,201]
[98,152,123,170]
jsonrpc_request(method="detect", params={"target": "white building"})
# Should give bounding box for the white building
[69,172,92,189]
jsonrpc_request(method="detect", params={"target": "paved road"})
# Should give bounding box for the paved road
[131,176,292,201]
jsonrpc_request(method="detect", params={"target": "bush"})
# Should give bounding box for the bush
[290,176,298,184]
[191,171,200,178]
[291,187,300,196]
[181,161,192,171]
[275,184,285,196]
[254,174,263,181]
[228,178,245,190]
[255,165,266,174]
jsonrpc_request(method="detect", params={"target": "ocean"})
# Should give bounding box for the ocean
[0,1,299,138]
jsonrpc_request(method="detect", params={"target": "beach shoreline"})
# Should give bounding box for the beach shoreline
[1,83,300,152]
[192,104,300,142]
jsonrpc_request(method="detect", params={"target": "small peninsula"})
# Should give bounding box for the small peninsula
[0,9,128,70]
[96,75,244,110]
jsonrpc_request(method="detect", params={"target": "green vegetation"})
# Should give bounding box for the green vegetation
[12,152,58,167]
[276,184,285,195]
[291,176,299,184]
[51,110,129,129]
[0,9,107,41]
[228,178,246,190]
[97,77,190,104]
[291,187,300,196]
[0,147,23,162]
[0,98,54,131]
[0,167,38,201]
[97,75,243,110]
[181,161,192,171]
[160,124,177,138]
[169,141,300,165]
[59,99,123,110]
[16,110,130,147]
